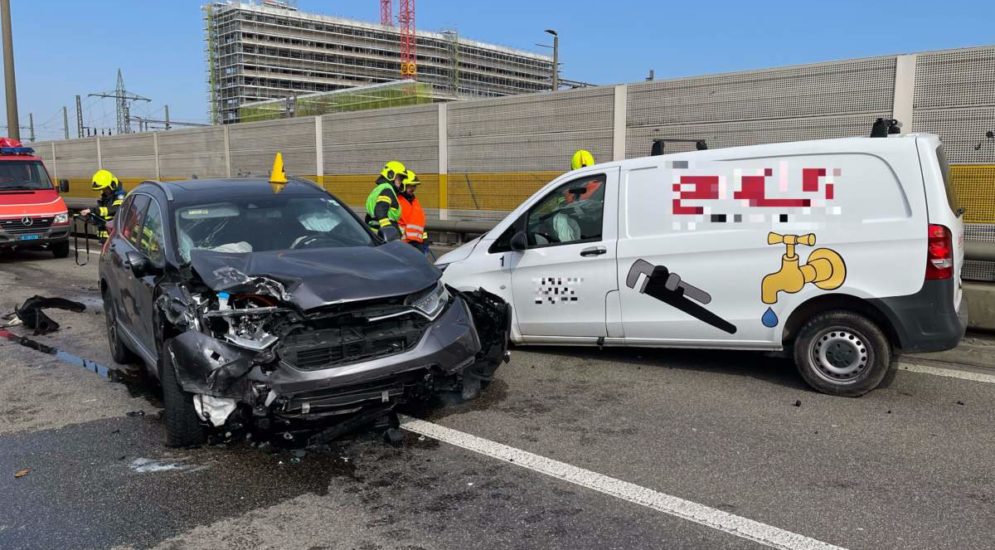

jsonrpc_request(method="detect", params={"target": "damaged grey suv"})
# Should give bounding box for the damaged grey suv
[98,178,509,447]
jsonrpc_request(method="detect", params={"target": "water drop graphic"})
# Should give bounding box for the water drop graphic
[762,307,778,328]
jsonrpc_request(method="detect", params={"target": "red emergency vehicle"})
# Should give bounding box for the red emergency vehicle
[0,137,71,257]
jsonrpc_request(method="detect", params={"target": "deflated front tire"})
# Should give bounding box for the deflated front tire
[161,339,207,447]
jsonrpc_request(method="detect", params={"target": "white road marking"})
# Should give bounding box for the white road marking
[897,362,995,384]
[129,457,196,473]
[73,247,100,256]
[400,416,845,550]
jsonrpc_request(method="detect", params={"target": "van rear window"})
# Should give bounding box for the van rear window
[935,146,962,216]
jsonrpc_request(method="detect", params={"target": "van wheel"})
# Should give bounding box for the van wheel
[51,240,70,258]
[160,341,207,448]
[793,311,892,397]
[103,289,138,364]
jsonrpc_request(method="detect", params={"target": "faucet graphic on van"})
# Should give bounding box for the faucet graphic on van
[760,232,846,327]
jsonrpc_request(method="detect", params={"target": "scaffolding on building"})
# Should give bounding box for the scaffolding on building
[203,1,554,124]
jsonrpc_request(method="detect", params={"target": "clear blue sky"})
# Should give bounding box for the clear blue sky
[3,0,993,141]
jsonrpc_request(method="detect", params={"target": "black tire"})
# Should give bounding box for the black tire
[51,240,70,258]
[793,311,893,397]
[160,340,207,448]
[103,288,138,364]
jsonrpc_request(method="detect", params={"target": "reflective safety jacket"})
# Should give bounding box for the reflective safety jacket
[364,178,402,241]
[398,193,427,243]
[95,184,125,239]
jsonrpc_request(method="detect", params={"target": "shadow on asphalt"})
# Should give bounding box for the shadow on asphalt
[514,344,812,392]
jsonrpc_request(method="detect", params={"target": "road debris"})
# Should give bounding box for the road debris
[14,468,31,479]
[793,400,802,407]
[14,295,86,335]
[126,410,146,418]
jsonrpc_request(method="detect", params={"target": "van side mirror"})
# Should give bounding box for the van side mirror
[124,250,152,277]
[58,179,69,193]
[510,231,528,251]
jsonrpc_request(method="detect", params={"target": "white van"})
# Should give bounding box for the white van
[437,133,968,396]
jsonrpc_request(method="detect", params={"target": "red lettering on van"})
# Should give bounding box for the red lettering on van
[673,175,719,215]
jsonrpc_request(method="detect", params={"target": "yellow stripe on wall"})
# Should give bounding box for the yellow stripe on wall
[951,165,995,224]
[56,167,993,224]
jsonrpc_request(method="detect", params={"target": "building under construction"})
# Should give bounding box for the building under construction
[204,1,554,124]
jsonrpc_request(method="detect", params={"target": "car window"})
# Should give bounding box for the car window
[119,194,150,247]
[140,199,166,265]
[524,174,606,248]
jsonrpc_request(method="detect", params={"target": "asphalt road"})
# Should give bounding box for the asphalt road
[1,248,993,550]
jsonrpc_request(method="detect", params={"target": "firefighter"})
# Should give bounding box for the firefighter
[571,149,595,171]
[79,169,125,241]
[364,160,406,241]
[397,169,429,253]
[566,149,602,203]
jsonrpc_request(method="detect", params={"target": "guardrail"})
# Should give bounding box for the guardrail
[966,242,995,262]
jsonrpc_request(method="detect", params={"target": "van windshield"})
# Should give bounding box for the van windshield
[935,146,962,216]
[0,161,53,191]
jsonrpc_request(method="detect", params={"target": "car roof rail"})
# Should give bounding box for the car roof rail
[138,179,174,201]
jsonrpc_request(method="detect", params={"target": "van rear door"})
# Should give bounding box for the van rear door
[917,137,965,310]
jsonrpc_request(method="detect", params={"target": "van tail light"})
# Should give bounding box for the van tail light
[926,224,953,280]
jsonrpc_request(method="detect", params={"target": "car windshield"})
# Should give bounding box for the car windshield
[0,161,53,191]
[175,194,374,262]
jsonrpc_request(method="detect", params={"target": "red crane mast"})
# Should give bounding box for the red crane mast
[399,0,416,79]
[379,0,392,26]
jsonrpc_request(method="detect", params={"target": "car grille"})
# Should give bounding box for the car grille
[278,314,430,371]
[0,217,54,234]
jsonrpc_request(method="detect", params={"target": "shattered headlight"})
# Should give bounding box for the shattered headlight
[408,282,450,320]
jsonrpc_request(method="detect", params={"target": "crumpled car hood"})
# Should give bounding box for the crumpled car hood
[189,241,440,310]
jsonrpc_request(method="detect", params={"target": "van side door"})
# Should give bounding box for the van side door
[507,168,619,340]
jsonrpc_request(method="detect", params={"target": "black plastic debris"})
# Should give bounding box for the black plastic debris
[126,410,146,418]
[793,400,802,407]
[15,296,86,335]
[308,405,396,446]
[956,401,965,406]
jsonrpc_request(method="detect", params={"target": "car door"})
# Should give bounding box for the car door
[108,194,151,356]
[507,168,619,340]
[134,197,167,356]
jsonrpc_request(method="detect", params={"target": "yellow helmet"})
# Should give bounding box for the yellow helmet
[402,169,421,186]
[91,169,119,191]
[571,150,595,171]
[380,160,407,182]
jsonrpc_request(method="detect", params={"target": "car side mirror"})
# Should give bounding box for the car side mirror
[58,179,69,193]
[124,250,152,277]
[510,231,528,251]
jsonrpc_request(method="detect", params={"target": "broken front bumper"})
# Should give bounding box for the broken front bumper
[167,292,504,418]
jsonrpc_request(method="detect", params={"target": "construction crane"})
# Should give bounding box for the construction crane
[379,0,415,79]
[399,0,416,79]
[380,0,392,25]
[88,69,150,135]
